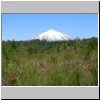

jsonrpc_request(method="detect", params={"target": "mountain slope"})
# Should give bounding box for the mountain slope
[34,29,71,41]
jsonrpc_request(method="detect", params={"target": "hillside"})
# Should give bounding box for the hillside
[2,37,98,86]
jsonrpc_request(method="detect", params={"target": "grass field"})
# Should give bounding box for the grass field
[2,37,98,86]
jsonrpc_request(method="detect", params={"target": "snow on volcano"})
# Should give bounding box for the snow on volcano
[34,29,71,41]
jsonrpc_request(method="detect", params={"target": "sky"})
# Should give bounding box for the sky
[2,14,98,41]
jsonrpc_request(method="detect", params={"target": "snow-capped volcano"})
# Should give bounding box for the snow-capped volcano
[34,29,71,41]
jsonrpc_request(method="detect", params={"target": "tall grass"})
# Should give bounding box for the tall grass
[2,37,98,86]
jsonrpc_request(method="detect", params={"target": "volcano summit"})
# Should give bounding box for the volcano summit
[34,29,71,41]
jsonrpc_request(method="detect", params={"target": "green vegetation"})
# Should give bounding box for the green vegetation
[2,37,98,86]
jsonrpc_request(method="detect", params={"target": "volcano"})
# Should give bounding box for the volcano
[34,29,71,41]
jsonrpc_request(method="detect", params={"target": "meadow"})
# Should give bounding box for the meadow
[2,37,98,86]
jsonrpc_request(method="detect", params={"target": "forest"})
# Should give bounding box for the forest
[2,37,98,86]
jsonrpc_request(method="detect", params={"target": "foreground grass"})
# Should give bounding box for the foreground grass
[2,37,98,86]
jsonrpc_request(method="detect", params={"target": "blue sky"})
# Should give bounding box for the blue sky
[2,14,98,41]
